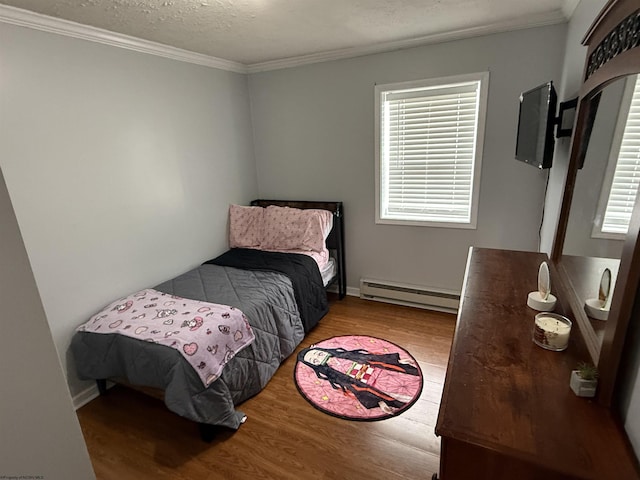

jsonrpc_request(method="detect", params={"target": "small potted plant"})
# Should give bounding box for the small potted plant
[570,362,599,398]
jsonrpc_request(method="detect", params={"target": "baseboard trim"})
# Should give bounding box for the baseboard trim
[327,285,359,297]
[73,383,100,410]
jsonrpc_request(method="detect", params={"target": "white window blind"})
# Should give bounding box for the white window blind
[602,76,640,235]
[375,73,487,228]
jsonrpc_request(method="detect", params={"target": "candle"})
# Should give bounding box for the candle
[533,313,571,351]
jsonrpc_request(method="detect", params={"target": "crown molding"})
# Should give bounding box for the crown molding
[247,9,568,73]
[0,4,247,74]
[561,0,581,19]
[0,3,569,76]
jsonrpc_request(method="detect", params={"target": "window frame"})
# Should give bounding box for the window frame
[593,75,639,240]
[374,72,489,229]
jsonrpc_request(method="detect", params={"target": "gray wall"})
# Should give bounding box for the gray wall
[540,0,609,254]
[248,25,567,293]
[539,0,640,457]
[0,166,95,478]
[0,22,258,399]
[6,0,639,469]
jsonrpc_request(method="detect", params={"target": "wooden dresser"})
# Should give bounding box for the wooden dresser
[435,248,639,479]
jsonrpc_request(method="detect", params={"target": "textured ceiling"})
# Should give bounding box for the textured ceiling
[0,0,577,66]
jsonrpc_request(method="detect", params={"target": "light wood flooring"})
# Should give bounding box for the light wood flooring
[76,295,455,480]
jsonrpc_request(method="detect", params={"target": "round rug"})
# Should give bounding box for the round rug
[293,335,423,421]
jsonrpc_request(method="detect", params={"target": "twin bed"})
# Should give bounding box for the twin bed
[71,200,345,439]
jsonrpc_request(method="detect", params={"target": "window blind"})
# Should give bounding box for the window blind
[602,77,640,235]
[380,81,481,224]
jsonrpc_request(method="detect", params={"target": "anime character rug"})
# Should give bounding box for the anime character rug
[293,335,423,421]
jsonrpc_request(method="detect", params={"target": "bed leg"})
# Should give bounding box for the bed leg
[198,423,218,442]
[96,379,108,396]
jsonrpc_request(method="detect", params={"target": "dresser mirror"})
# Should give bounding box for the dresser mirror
[551,0,640,407]
[560,75,631,359]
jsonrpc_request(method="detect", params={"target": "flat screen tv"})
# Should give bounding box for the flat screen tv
[515,81,557,169]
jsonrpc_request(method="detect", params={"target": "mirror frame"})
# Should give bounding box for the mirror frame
[551,0,640,407]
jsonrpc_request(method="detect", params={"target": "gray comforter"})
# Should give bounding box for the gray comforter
[71,263,304,429]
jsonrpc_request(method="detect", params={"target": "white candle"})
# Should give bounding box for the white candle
[533,313,571,351]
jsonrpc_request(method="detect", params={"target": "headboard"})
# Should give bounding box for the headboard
[250,199,346,299]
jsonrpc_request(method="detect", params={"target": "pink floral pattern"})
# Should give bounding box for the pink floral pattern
[228,204,333,270]
[229,204,264,248]
[261,206,332,253]
[77,288,255,387]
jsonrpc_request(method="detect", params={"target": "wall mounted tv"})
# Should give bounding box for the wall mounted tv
[515,81,558,169]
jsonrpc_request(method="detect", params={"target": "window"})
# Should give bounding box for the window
[375,72,489,228]
[594,75,640,238]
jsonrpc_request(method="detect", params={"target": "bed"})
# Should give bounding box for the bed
[70,200,345,440]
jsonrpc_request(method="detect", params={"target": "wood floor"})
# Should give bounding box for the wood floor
[76,295,456,480]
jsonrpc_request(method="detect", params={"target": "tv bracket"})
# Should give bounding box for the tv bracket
[554,97,578,138]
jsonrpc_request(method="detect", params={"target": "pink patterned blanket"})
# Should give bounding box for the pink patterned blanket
[77,288,255,387]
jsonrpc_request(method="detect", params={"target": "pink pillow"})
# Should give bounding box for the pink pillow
[228,204,264,248]
[261,206,333,253]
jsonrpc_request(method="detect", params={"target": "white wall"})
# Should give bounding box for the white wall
[249,25,566,293]
[0,22,258,398]
[540,0,640,459]
[0,166,95,479]
[540,0,609,254]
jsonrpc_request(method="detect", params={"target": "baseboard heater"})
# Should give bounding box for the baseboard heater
[359,278,460,314]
